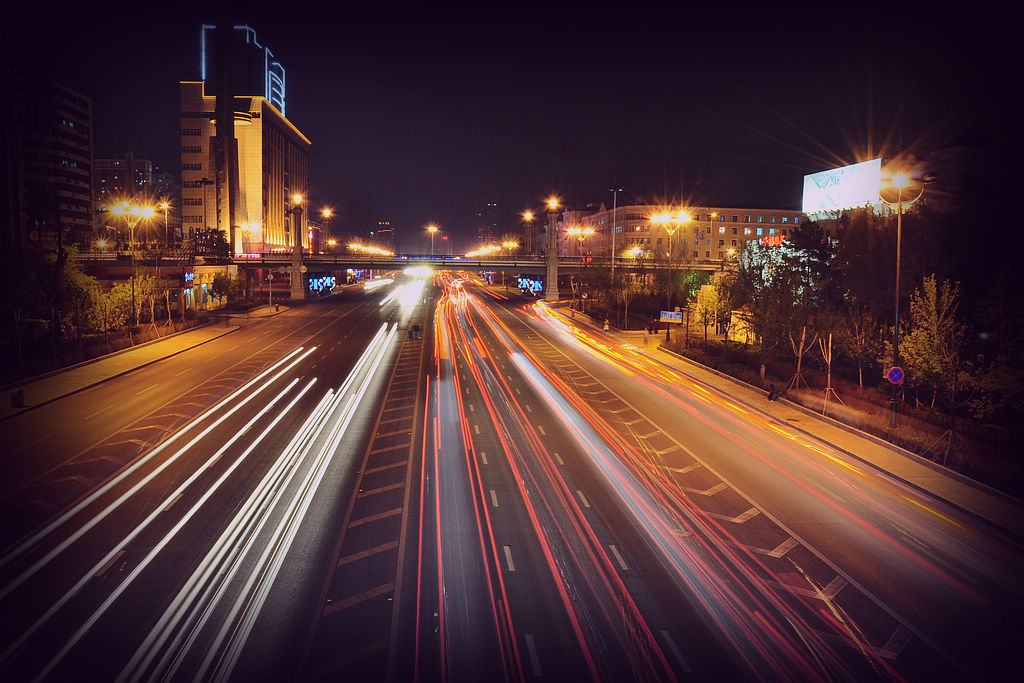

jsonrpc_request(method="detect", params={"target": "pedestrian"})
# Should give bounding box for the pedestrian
[413,322,422,339]
[642,328,648,345]
[603,317,610,332]
[767,384,777,401]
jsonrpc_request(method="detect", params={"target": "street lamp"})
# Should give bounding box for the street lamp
[110,201,154,328]
[160,201,170,248]
[321,208,332,253]
[426,224,438,255]
[651,210,690,259]
[609,186,622,277]
[522,211,534,255]
[879,171,925,428]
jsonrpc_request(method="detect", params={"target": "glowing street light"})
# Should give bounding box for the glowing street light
[879,170,925,428]
[111,201,155,327]
[651,210,690,259]
[426,224,439,255]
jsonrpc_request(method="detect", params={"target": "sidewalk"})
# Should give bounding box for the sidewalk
[549,303,1024,540]
[1,323,241,422]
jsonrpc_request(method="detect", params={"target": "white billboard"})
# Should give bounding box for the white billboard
[802,158,881,214]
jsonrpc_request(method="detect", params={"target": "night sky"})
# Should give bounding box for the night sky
[3,4,1013,253]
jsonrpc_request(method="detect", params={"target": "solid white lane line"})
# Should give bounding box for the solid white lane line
[503,545,515,572]
[609,544,629,571]
[163,494,183,512]
[660,630,693,673]
[576,490,590,508]
[524,633,543,676]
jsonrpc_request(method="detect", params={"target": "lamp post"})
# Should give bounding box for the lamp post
[321,208,332,254]
[522,211,534,255]
[544,197,560,301]
[879,172,924,428]
[111,202,154,328]
[609,186,622,277]
[652,211,689,342]
[427,224,438,255]
[160,201,170,248]
[290,193,305,301]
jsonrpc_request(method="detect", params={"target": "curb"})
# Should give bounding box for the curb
[652,346,1024,534]
[1,325,241,423]
[1,322,214,393]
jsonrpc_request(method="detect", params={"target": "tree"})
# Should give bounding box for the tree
[694,284,719,349]
[900,274,967,412]
[617,276,638,330]
[841,306,885,388]
[210,272,239,307]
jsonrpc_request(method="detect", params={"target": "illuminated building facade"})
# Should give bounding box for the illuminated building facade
[574,204,805,263]
[1,76,93,250]
[179,81,310,255]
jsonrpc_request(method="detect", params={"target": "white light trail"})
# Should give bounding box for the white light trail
[0,347,317,605]
[0,346,308,572]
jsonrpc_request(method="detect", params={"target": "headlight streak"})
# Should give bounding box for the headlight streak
[0,346,307,573]
[117,381,332,683]
[470,295,898,679]
[31,375,312,683]
[127,323,396,683]
[0,346,317,611]
[207,324,398,683]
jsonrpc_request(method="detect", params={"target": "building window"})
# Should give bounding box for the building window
[771,216,777,223]
[731,239,737,246]
[757,216,764,223]
[182,145,202,154]
[182,111,212,119]
[182,215,204,223]
[182,163,202,170]
[732,227,737,235]
[181,128,202,136]
[732,215,738,222]
[744,227,751,235]
[183,198,203,206]
[718,251,724,259]
[782,216,788,224]
[718,226,725,234]
[719,214,725,222]
[745,215,751,223]
[782,230,787,237]
[794,216,800,224]
[718,239,725,246]
[705,251,711,258]
[769,228,775,235]
[692,250,698,258]
[756,227,763,236]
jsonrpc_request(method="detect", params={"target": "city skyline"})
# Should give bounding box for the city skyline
[3,4,1012,253]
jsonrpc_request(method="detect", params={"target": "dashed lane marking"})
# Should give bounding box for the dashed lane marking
[503,545,516,571]
[609,544,629,571]
[525,634,543,676]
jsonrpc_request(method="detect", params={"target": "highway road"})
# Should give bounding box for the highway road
[2,270,1021,682]
[0,275,430,682]
[412,273,1024,682]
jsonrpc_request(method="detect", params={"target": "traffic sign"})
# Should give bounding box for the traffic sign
[887,366,904,384]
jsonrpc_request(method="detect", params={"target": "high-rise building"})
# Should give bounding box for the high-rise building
[94,153,154,207]
[0,74,93,250]
[181,25,310,256]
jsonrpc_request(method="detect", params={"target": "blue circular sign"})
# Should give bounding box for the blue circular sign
[887,366,904,384]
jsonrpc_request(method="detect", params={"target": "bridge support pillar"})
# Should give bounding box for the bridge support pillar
[544,211,559,301]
